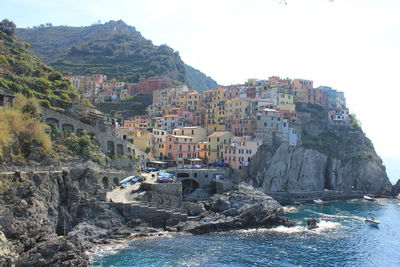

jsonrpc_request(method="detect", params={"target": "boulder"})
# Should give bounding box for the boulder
[307,218,320,230]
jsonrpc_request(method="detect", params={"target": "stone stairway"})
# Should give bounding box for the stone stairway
[125,201,189,221]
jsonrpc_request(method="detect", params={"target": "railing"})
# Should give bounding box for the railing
[0,165,63,173]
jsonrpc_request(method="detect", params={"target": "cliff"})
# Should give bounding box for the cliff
[247,104,392,201]
[0,168,148,266]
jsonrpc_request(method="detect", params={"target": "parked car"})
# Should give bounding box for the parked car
[209,161,230,168]
[119,175,145,187]
[156,177,174,183]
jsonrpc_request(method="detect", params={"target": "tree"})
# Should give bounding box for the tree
[0,19,16,36]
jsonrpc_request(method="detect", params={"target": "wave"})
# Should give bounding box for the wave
[282,206,299,213]
[307,210,365,222]
[312,220,342,234]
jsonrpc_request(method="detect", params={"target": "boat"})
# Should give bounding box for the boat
[363,195,375,201]
[313,199,324,204]
[365,218,380,225]
[293,201,302,206]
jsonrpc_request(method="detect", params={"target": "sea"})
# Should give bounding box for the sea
[92,199,400,267]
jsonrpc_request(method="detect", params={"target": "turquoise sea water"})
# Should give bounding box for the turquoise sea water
[92,199,400,267]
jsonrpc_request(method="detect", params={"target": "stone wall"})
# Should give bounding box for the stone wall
[140,182,183,208]
[40,107,147,158]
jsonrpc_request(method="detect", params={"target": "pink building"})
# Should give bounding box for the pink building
[166,134,200,165]
[223,136,262,169]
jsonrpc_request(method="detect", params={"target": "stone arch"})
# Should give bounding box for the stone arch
[181,179,200,197]
[107,141,115,156]
[177,172,190,178]
[62,123,75,136]
[45,118,59,129]
[102,177,109,189]
[113,177,119,186]
[76,128,86,136]
[127,147,132,154]
[116,144,124,156]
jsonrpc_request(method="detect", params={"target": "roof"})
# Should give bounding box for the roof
[208,131,231,138]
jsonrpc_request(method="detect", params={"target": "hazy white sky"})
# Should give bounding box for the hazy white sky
[2,0,400,181]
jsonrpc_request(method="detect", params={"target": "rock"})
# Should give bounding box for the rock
[248,109,392,198]
[391,179,400,197]
[177,184,294,234]
[307,218,320,230]
[183,202,205,216]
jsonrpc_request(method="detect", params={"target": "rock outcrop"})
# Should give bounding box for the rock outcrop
[0,168,156,266]
[177,184,294,234]
[392,179,400,197]
[247,104,392,199]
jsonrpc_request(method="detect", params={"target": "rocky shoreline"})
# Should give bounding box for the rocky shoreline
[0,169,294,266]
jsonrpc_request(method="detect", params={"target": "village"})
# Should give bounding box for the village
[65,75,350,169]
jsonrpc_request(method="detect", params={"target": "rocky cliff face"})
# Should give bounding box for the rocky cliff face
[0,168,150,266]
[247,104,392,199]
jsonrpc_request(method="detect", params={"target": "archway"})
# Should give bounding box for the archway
[177,172,190,178]
[113,177,119,186]
[45,118,59,129]
[116,144,124,156]
[76,128,85,136]
[181,179,200,197]
[62,123,75,136]
[107,141,115,156]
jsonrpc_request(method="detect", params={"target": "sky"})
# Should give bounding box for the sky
[2,0,400,182]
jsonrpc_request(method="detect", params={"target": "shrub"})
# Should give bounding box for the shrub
[0,94,51,162]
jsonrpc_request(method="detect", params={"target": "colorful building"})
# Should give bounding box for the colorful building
[223,136,262,169]
[207,131,233,162]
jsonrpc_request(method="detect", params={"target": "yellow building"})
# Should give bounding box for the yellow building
[152,128,167,159]
[204,87,226,132]
[172,126,207,142]
[207,131,233,162]
[276,90,295,112]
[225,97,249,120]
[179,91,203,113]
[132,131,153,153]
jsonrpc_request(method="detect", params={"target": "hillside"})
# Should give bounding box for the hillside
[16,20,218,92]
[0,20,79,109]
[184,64,218,92]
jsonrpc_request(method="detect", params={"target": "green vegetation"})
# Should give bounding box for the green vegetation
[302,132,341,157]
[0,19,79,109]
[0,94,51,163]
[349,113,362,129]
[16,20,217,91]
[63,131,104,163]
[94,93,152,118]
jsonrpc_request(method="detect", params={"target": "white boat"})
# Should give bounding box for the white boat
[363,195,375,201]
[313,199,324,204]
[293,201,302,206]
[365,218,380,225]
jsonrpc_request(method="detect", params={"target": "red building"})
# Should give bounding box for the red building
[128,77,172,95]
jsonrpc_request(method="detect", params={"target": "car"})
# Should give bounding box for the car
[156,177,174,183]
[209,161,231,168]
